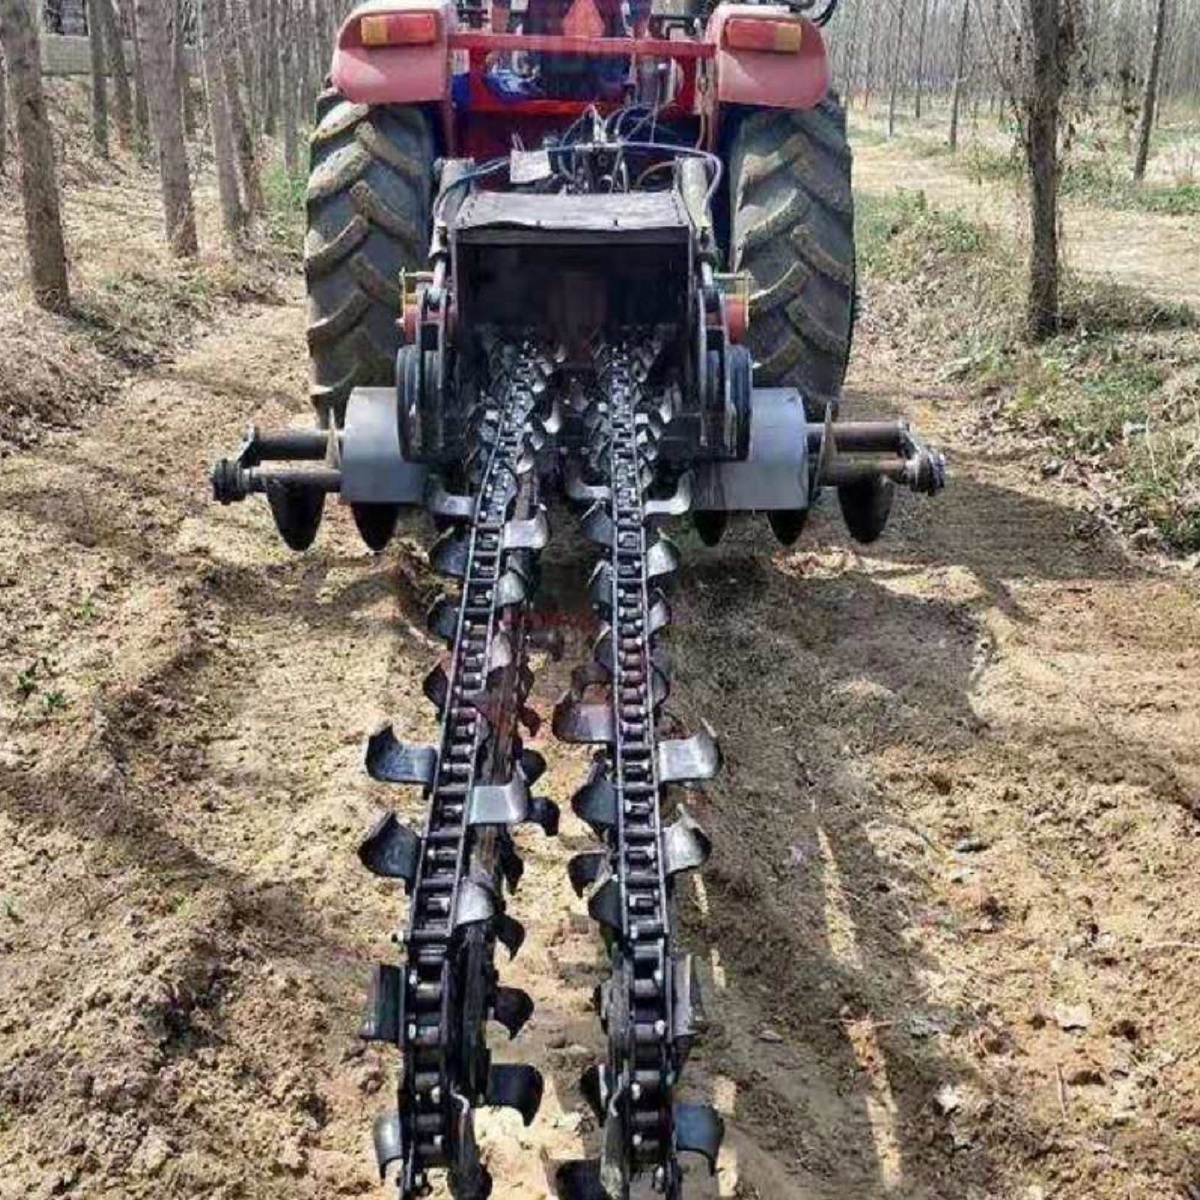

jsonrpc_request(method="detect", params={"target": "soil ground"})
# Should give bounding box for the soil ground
[2,116,1200,1200]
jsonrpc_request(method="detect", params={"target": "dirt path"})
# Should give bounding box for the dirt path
[853,139,1200,311]
[2,249,1200,1200]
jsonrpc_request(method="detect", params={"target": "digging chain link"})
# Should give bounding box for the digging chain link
[361,338,559,1200]
[555,335,723,1200]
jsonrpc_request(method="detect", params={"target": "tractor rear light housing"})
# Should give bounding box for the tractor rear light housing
[723,18,805,53]
[350,11,440,47]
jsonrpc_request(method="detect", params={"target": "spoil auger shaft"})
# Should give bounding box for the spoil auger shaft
[359,338,559,1199]
[556,336,725,1200]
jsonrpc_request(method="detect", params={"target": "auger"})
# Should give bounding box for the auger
[212,3,943,1194]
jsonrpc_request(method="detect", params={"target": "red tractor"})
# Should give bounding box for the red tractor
[306,0,853,444]
[213,2,942,1196]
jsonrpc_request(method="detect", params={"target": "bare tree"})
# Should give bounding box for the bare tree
[198,0,243,240]
[172,0,195,136]
[1021,0,1076,338]
[93,0,132,149]
[1132,0,1168,180]
[135,0,198,254]
[87,0,108,154]
[839,0,863,101]
[0,0,71,312]
[887,0,909,136]
[825,0,1198,135]
[913,0,930,119]
[861,0,880,109]
[0,47,7,176]
[264,0,279,135]
[217,0,263,216]
[280,8,299,174]
[128,0,151,148]
[948,0,971,149]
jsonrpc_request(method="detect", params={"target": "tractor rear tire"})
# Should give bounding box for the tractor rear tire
[729,96,856,420]
[305,97,433,424]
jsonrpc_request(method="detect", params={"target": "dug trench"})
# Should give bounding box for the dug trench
[3,229,1200,1200]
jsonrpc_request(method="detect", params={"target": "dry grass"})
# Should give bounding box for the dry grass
[850,103,1200,214]
[857,190,1200,552]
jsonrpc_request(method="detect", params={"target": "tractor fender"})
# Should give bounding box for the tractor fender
[707,6,829,112]
[331,0,455,106]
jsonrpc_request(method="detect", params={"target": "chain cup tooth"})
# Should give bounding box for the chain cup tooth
[556,335,724,1198]
[359,336,558,1199]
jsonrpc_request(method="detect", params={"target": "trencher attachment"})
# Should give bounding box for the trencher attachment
[572,771,618,831]
[580,502,616,547]
[371,1111,405,1181]
[426,478,476,523]
[567,850,607,897]
[662,806,713,878]
[657,725,721,785]
[360,963,402,1044]
[673,1102,724,1173]
[644,472,692,525]
[644,535,680,580]
[430,529,471,578]
[555,1159,607,1200]
[485,1063,544,1126]
[552,695,616,745]
[365,725,437,787]
[427,595,460,646]
[358,812,422,890]
[492,986,535,1039]
[468,776,529,825]
[503,507,550,552]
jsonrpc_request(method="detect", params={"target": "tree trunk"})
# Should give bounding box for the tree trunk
[1117,52,1136,151]
[297,0,314,121]
[93,0,132,149]
[87,0,109,153]
[236,0,258,133]
[198,0,242,240]
[842,0,862,105]
[128,0,151,148]
[173,0,195,135]
[135,0,198,254]
[886,0,908,138]
[948,0,970,150]
[913,0,929,120]
[1132,0,1168,180]
[862,0,879,111]
[217,0,263,215]
[1022,0,1070,340]
[0,48,7,175]
[281,22,299,173]
[263,0,278,136]
[0,0,71,312]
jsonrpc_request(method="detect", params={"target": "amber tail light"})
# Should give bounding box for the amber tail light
[353,12,439,47]
[723,18,805,53]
